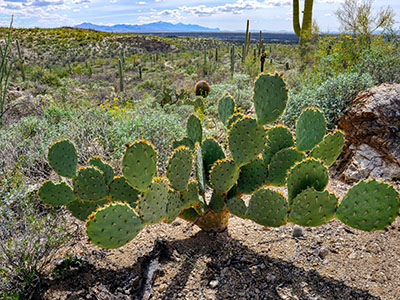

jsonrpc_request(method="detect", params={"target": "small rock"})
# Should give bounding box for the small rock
[209,279,219,288]
[318,248,329,258]
[293,225,303,237]
[266,274,276,283]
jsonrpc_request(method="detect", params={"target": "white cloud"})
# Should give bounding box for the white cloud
[180,0,291,17]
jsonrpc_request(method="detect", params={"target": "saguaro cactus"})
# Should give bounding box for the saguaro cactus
[39,73,400,250]
[293,0,314,43]
[118,58,124,92]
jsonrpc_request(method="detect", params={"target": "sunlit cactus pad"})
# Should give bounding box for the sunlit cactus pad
[210,158,240,193]
[122,140,157,192]
[268,148,304,186]
[73,166,109,201]
[218,92,235,126]
[109,176,139,207]
[187,113,202,144]
[86,202,144,249]
[289,187,338,227]
[228,116,266,166]
[296,107,326,152]
[48,139,77,178]
[337,179,400,231]
[287,158,329,202]
[254,73,287,125]
[246,188,288,227]
[67,197,109,221]
[310,130,345,167]
[39,181,75,206]
[262,125,294,165]
[237,158,268,194]
[138,177,169,225]
[167,146,193,192]
[89,156,114,185]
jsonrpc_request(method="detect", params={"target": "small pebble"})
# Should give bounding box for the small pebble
[318,248,329,258]
[293,225,303,237]
[209,280,219,288]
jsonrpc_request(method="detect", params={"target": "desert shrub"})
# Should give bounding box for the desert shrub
[281,71,376,128]
[207,73,253,114]
[0,104,186,182]
[0,158,69,298]
[353,45,400,84]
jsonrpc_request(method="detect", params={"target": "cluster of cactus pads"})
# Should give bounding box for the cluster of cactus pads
[39,73,400,249]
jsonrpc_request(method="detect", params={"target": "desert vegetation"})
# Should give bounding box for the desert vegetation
[0,2,399,298]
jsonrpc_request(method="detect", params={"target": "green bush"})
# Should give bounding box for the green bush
[281,72,376,128]
[354,46,400,84]
[0,104,186,182]
[0,159,68,297]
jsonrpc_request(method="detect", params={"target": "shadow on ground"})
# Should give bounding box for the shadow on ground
[41,230,379,300]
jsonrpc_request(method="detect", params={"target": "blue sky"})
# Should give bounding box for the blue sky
[0,0,398,32]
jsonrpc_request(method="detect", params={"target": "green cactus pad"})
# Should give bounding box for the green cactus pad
[262,125,294,165]
[181,179,200,209]
[138,177,169,225]
[89,156,114,185]
[218,93,236,126]
[210,158,240,193]
[246,188,288,227]
[268,148,304,186]
[165,191,183,223]
[287,158,329,203]
[209,191,226,213]
[39,181,75,206]
[296,107,326,152]
[228,116,266,166]
[109,176,139,208]
[167,146,193,192]
[201,138,225,183]
[66,197,109,221]
[254,73,287,125]
[179,208,200,222]
[187,113,202,144]
[337,179,400,231]
[195,143,206,193]
[288,187,338,227]
[86,202,143,249]
[227,113,244,130]
[73,167,109,201]
[227,184,239,199]
[122,140,157,192]
[172,137,194,150]
[48,139,77,178]
[310,131,345,167]
[226,197,247,218]
[237,158,268,194]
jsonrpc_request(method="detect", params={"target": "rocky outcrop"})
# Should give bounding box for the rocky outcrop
[337,83,400,182]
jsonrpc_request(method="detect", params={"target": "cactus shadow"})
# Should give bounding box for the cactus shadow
[162,230,380,300]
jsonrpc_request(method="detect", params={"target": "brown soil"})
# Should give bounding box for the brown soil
[40,179,400,300]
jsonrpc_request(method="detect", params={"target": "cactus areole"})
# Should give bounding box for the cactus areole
[39,73,400,249]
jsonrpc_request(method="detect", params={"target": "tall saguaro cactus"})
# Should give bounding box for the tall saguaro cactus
[293,0,314,43]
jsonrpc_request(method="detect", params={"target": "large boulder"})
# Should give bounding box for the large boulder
[337,83,400,182]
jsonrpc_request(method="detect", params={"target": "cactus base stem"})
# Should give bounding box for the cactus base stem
[180,208,230,233]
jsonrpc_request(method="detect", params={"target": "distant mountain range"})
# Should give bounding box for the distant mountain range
[74,21,221,33]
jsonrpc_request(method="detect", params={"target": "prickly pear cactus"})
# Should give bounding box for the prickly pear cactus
[39,73,400,251]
